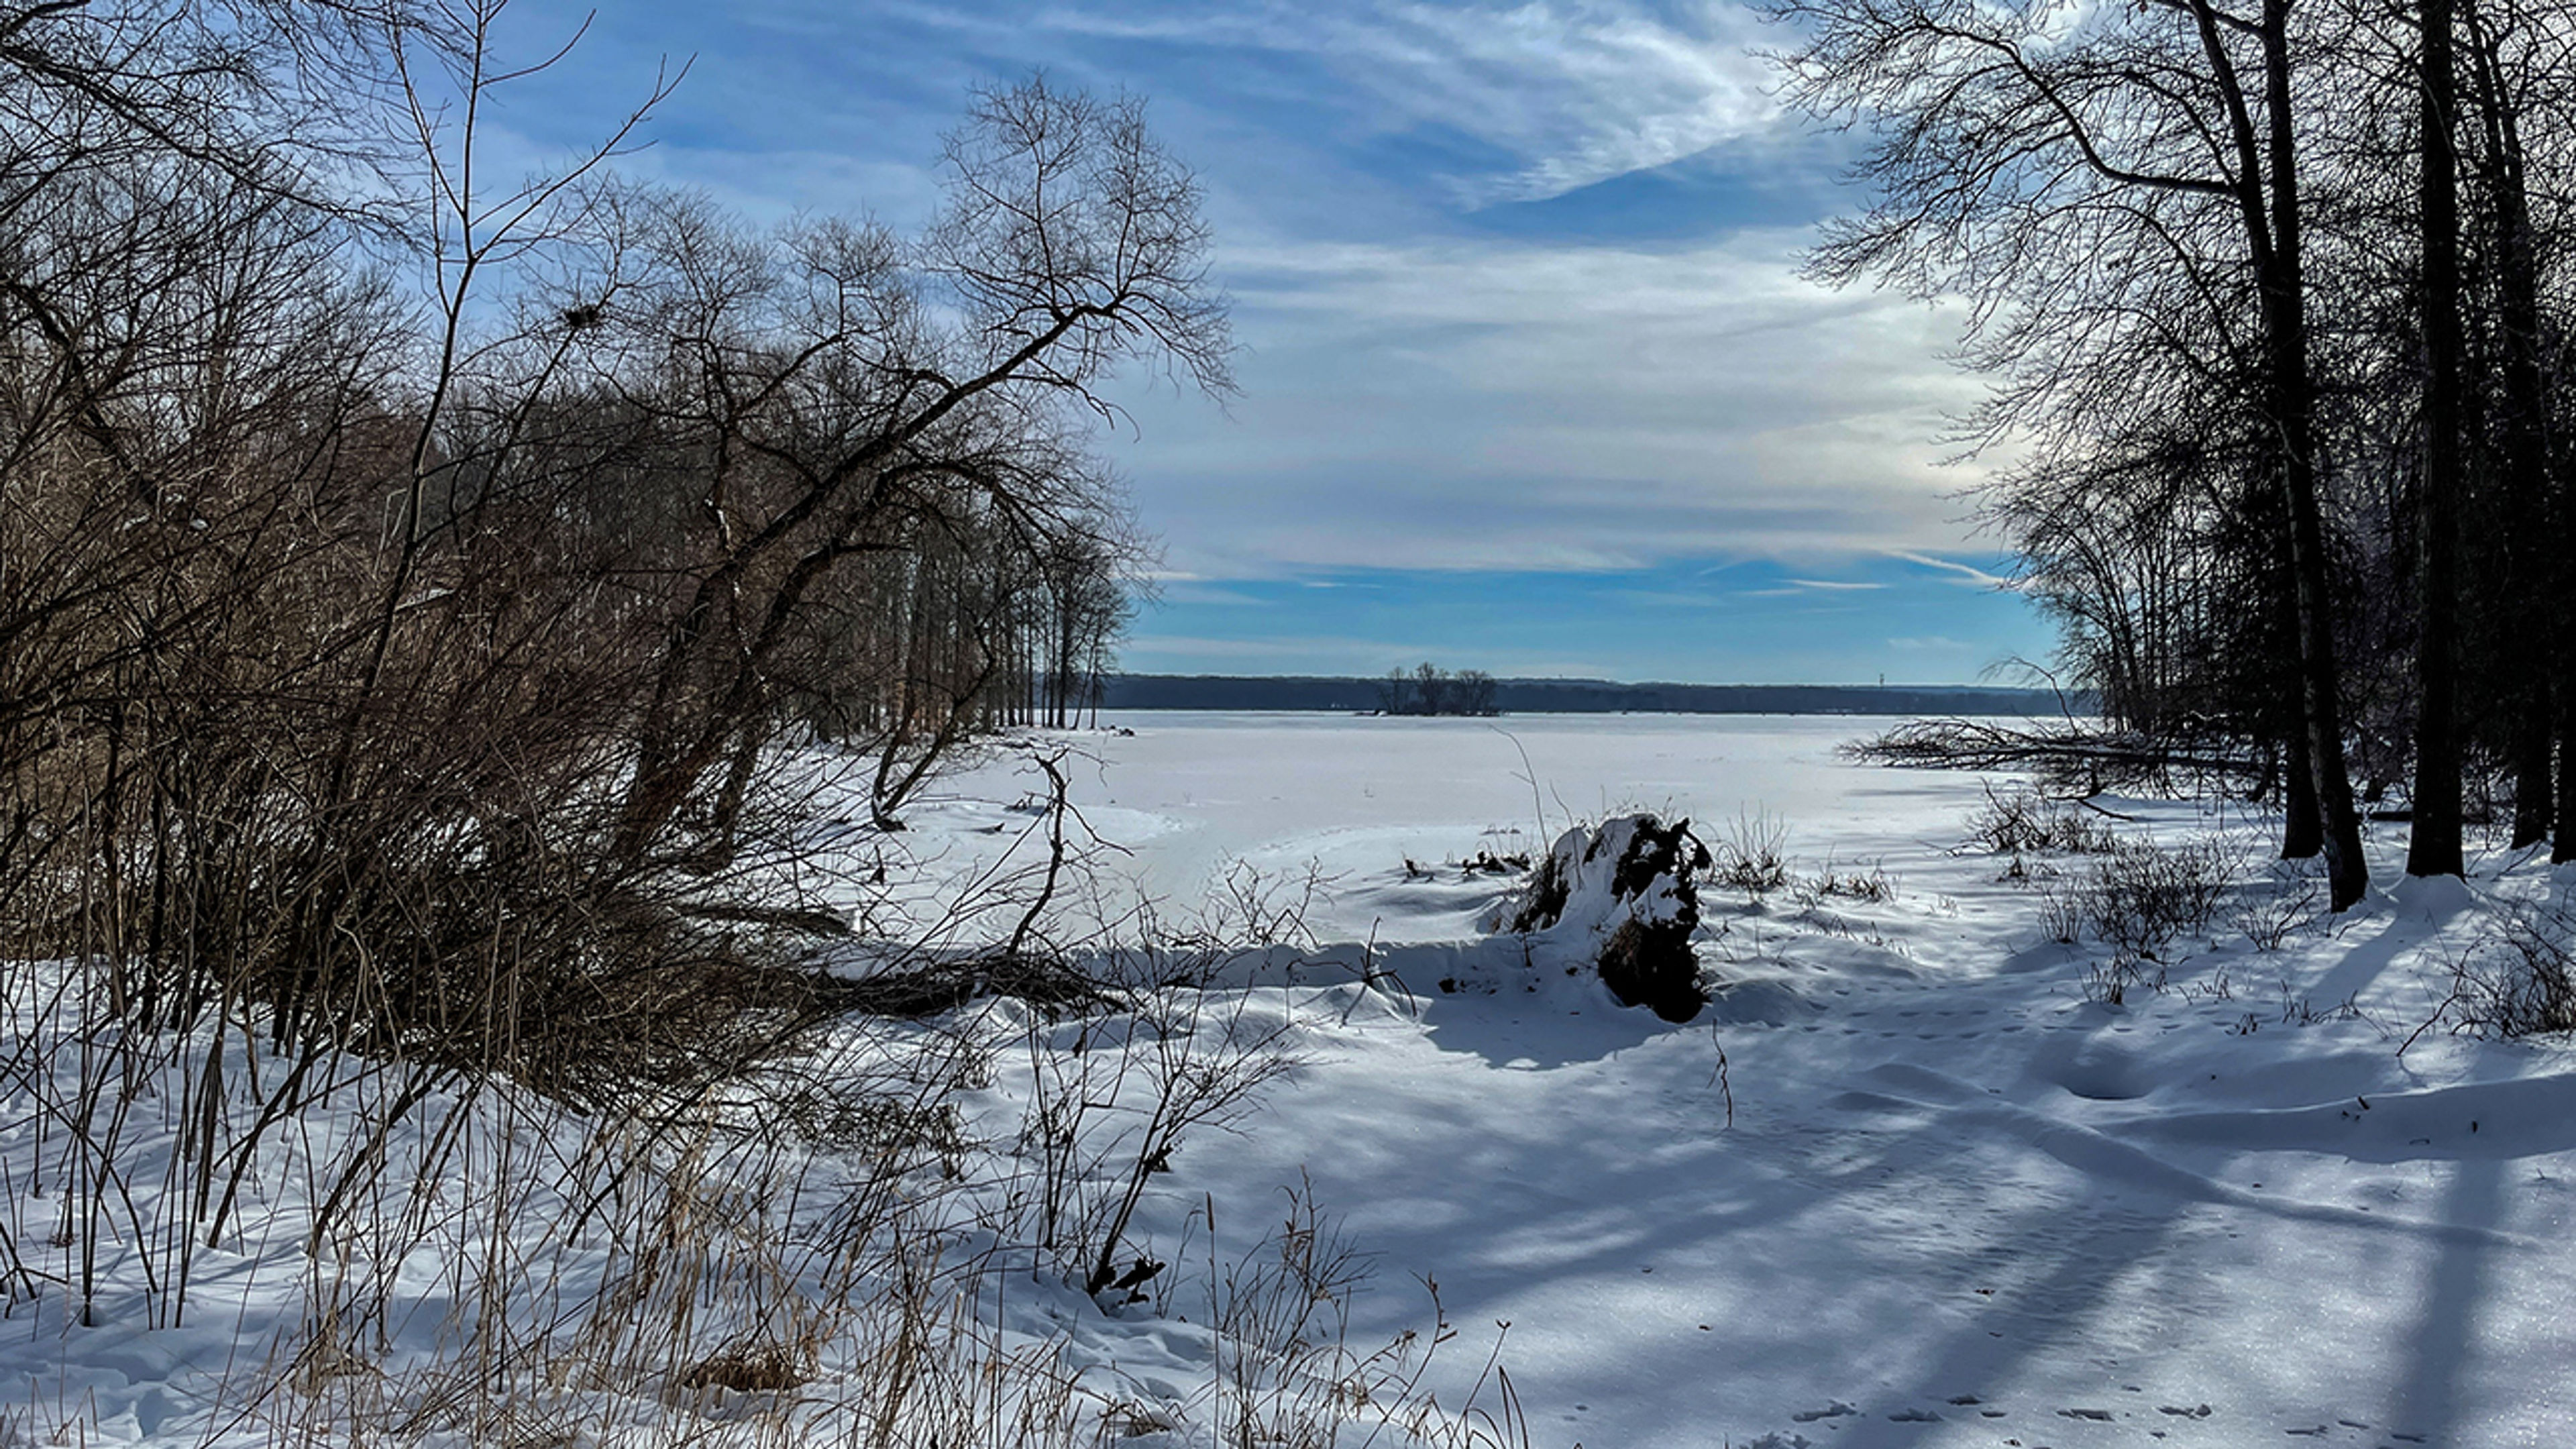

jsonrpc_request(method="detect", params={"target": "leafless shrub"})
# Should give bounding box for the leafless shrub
[0,0,1231,1334]
[1713,810,1791,894]
[2177,965,2235,1004]
[2036,887,2084,945]
[1201,859,1334,951]
[2040,837,2235,961]
[2273,983,2365,1028]
[1963,781,2120,857]
[2082,957,2165,1006]
[2429,906,2576,1038]
[2233,875,2324,951]
[1803,858,1895,904]
[0,10,1311,1447]
[1012,977,1302,1304]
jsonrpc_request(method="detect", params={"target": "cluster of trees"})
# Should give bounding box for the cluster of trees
[1771,0,2576,906]
[0,1,1218,1081]
[1376,663,1501,716]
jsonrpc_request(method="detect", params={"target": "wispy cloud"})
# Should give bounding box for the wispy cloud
[1116,227,1986,577]
[1155,582,1272,607]
[896,0,1781,205]
[1886,550,2015,589]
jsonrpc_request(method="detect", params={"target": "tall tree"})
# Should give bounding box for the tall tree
[1767,0,2373,906]
[2454,0,2575,856]
[2408,0,2467,877]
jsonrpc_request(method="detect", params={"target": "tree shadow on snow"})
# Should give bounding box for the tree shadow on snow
[2386,1155,2507,1445]
[1408,987,1678,1069]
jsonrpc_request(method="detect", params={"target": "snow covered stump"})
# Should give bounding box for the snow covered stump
[1493,813,1713,1022]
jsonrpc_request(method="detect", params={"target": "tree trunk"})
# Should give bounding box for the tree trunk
[2407,0,2465,878]
[2463,0,2557,849]
[2273,516,2324,858]
[2282,700,2323,858]
[2257,0,2371,908]
[2557,665,2576,863]
[2512,686,2553,846]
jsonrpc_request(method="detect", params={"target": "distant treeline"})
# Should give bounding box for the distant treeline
[1100,675,2080,716]
[1377,663,1499,716]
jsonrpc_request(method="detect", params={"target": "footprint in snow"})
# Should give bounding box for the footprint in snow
[1790,1401,1858,1423]
[2059,1407,2115,1421]
[1886,1407,1941,1422]
[2157,1405,2214,1418]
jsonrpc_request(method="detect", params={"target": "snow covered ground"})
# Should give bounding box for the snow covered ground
[9,710,2576,1448]
[916,713,2576,1449]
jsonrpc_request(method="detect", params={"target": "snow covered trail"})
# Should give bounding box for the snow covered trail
[928,713,2576,1449]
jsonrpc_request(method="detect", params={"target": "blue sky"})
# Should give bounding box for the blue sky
[480,0,2055,684]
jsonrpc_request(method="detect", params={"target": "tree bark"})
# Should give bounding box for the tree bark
[2407,0,2465,878]
[2272,505,2324,858]
[2463,0,2559,849]
[2250,0,2371,907]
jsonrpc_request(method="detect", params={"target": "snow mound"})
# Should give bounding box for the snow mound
[1487,812,1712,1022]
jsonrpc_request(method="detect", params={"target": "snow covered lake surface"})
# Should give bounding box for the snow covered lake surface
[915,712,2576,1449]
[11,710,2576,1448]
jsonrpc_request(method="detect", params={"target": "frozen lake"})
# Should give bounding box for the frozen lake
[914,710,2089,949]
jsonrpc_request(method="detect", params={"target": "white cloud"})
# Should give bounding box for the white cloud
[1333,1,1781,203]
[1108,227,1994,577]
[902,0,1780,204]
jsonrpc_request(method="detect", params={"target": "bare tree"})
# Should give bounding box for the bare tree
[1766,0,2373,905]
[601,76,1229,851]
[0,0,1216,1104]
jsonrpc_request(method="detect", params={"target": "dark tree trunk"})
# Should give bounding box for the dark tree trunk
[2408,0,2465,878]
[2253,0,2371,908]
[2463,0,2558,849]
[2512,686,2554,845]
[2282,699,2323,859]
[2558,667,2576,863]
[2272,507,2324,858]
